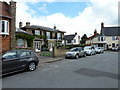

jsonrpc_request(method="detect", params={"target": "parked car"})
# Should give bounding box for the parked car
[95,47,104,54]
[84,46,96,56]
[0,50,39,76]
[112,47,119,51]
[65,47,86,59]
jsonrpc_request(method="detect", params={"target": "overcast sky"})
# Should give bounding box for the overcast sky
[5,0,119,36]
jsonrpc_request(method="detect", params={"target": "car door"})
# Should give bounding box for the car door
[81,48,84,56]
[78,48,83,56]
[18,51,31,69]
[2,51,20,74]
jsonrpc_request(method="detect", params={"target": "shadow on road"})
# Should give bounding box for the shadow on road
[75,68,120,80]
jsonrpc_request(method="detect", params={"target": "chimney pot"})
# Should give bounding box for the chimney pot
[26,22,30,26]
[19,22,22,28]
[75,32,77,35]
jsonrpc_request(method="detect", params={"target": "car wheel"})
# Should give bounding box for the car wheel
[75,54,79,59]
[28,62,36,71]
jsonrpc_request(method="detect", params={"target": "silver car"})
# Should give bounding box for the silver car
[84,46,96,56]
[65,47,86,59]
[95,47,104,53]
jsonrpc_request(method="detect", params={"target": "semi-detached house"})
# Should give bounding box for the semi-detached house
[19,22,66,52]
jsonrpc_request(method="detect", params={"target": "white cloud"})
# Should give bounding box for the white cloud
[39,3,48,14]
[4,0,119,37]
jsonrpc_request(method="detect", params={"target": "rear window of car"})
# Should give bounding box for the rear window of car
[20,51,31,57]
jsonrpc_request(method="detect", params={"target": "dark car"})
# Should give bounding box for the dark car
[0,50,39,75]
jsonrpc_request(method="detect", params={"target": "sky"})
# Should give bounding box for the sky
[4,0,119,37]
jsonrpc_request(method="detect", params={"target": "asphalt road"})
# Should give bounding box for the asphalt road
[2,51,119,88]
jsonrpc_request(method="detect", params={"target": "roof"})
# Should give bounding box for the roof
[64,34,76,40]
[16,28,33,35]
[21,25,66,33]
[102,27,120,36]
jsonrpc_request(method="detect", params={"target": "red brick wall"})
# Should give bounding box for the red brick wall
[0,35,10,53]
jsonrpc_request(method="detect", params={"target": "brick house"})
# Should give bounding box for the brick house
[19,22,66,52]
[0,1,16,54]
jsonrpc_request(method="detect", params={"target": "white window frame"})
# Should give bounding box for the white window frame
[0,20,9,35]
[57,33,61,39]
[46,32,50,39]
[35,30,40,35]
[98,36,105,41]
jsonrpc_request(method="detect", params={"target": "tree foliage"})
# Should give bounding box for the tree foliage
[80,34,88,44]
[16,34,47,47]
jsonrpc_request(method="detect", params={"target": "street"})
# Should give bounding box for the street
[2,51,119,88]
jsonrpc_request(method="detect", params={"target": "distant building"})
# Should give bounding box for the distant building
[0,1,16,53]
[86,23,120,50]
[62,33,80,46]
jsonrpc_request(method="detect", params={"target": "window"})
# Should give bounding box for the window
[20,51,31,57]
[46,32,50,39]
[98,37,100,41]
[17,39,24,47]
[0,20,9,35]
[2,51,17,59]
[112,43,115,47]
[35,30,40,35]
[98,36,105,41]
[112,36,116,40]
[68,40,71,43]
[57,33,61,39]
[74,39,76,43]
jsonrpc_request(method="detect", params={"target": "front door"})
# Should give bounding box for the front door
[34,41,42,52]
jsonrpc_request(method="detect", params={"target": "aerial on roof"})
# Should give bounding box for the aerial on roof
[64,34,76,40]
[102,27,120,36]
[21,25,66,33]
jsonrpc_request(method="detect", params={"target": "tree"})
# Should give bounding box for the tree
[80,34,88,44]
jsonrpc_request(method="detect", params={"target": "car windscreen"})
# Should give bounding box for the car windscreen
[84,47,91,50]
[70,48,79,52]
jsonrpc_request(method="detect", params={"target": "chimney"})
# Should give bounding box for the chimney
[10,0,16,50]
[75,32,77,35]
[101,22,104,34]
[94,29,97,35]
[19,22,22,28]
[26,22,30,26]
[101,22,104,29]
[53,25,56,30]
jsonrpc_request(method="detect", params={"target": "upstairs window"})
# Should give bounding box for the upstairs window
[57,33,61,39]
[98,36,105,41]
[46,32,50,39]
[35,30,40,35]
[0,20,9,35]
[112,36,116,40]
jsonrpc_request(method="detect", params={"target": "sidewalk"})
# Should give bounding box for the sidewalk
[36,53,65,64]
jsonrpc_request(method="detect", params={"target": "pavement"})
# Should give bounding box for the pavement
[36,53,65,64]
